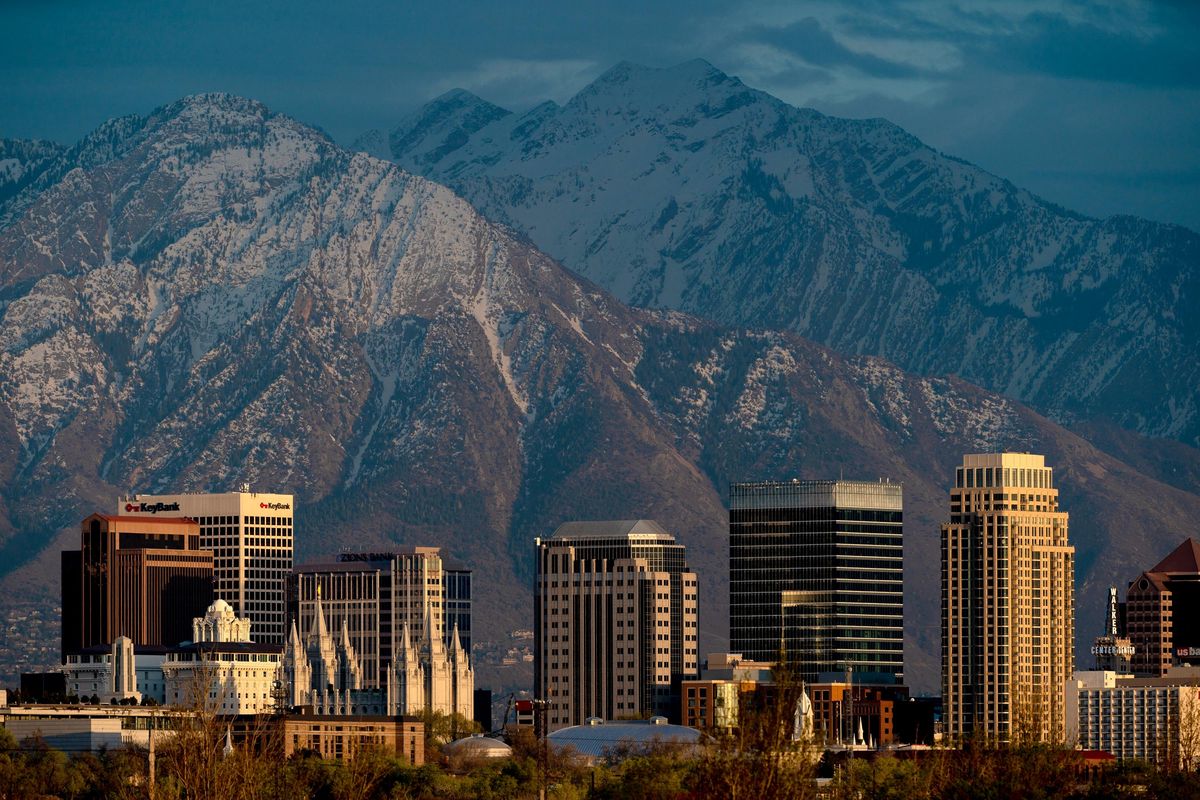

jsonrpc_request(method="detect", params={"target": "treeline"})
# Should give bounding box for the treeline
[2,696,1200,800]
[6,727,1199,800]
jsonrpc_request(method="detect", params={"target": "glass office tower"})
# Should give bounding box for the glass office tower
[729,480,904,683]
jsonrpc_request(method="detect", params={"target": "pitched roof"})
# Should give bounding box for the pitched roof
[1152,538,1200,574]
[550,520,670,540]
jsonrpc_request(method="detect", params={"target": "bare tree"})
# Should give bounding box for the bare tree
[692,659,819,800]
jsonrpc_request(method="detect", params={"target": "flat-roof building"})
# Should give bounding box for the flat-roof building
[287,548,471,688]
[63,513,212,654]
[1066,668,1200,768]
[118,491,294,645]
[729,480,904,683]
[535,520,699,731]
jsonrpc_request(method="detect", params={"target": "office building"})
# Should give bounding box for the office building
[282,715,424,763]
[682,653,774,731]
[941,453,1074,742]
[63,513,213,654]
[807,674,905,747]
[288,548,472,688]
[1126,537,1200,677]
[118,490,294,645]
[535,520,700,732]
[1066,668,1200,768]
[729,480,904,682]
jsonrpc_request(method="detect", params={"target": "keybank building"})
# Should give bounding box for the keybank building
[729,480,903,683]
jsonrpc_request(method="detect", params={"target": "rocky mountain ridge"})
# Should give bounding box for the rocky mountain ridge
[376,59,1200,450]
[1,95,1198,691]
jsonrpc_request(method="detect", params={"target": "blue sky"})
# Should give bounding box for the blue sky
[3,0,1198,229]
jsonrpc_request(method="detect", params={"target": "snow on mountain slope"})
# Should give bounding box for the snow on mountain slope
[384,60,1200,449]
[1,94,1198,689]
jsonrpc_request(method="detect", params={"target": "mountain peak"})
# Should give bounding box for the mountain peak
[388,88,511,166]
[161,93,273,121]
[571,59,740,108]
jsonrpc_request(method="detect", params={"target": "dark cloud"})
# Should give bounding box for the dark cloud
[988,10,1200,87]
[0,0,1197,230]
[745,17,923,78]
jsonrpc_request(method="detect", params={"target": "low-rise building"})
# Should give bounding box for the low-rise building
[282,715,424,763]
[0,703,192,751]
[62,639,170,704]
[808,674,907,747]
[1065,668,1200,768]
[682,653,774,731]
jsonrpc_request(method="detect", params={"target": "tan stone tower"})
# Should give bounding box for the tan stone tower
[941,453,1074,742]
[535,520,700,731]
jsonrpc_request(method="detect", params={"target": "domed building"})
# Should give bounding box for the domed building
[192,599,251,642]
[546,717,702,763]
[443,734,512,760]
[161,598,283,714]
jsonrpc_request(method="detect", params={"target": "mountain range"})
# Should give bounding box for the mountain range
[368,59,1200,452]
[0,66,1197,692]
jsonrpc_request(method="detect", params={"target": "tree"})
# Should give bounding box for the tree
[693,659,818,800]
[421,709,482,753]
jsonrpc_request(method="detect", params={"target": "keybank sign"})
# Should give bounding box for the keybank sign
[259,502,290,511]
[124,501,181,514]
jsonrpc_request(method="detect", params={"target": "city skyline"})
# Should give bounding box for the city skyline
[1,1,1196,790]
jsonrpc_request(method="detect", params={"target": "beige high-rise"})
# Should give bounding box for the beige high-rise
[941,453,1074,742]
[535,521,700,732]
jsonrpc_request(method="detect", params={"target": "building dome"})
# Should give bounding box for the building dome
[443,734,512,759]
[194,598,251,643]
[546,719,702,762]
[207,599,234,618]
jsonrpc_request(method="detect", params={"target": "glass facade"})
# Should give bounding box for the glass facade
[729,480,904,683]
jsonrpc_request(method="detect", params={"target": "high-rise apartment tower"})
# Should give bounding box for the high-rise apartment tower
[535,520,699,731]
[941,453,1074,742]
[118,491,294,645]
[729,480,904,683]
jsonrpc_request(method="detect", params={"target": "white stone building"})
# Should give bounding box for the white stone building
[62,638,168,704]
[161,600,283,715]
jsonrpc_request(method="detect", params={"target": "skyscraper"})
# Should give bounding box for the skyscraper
[729,480,904,683]
[117,491,294,645]
[535,520,700,731]
[63,513,213,654]
[941,453,1074,742]
[1125,537,1200,676]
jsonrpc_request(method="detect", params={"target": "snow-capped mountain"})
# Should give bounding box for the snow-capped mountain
[2,95,1198,689]
[381,60,1200,449]
[0,139,65,215]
